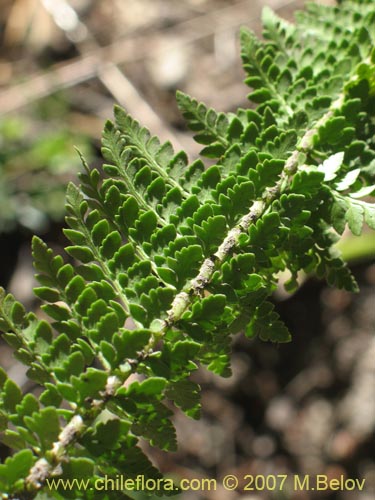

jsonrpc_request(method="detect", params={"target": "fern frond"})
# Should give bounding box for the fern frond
[0,1,374,497]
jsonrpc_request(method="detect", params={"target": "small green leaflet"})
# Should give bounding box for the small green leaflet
[317,151,344,181]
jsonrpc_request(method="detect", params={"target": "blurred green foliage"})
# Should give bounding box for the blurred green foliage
[0,93,93,233]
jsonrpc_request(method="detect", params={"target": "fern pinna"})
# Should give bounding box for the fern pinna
[0,0,374,498]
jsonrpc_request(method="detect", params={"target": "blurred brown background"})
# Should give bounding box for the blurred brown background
[0,1,374,499]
